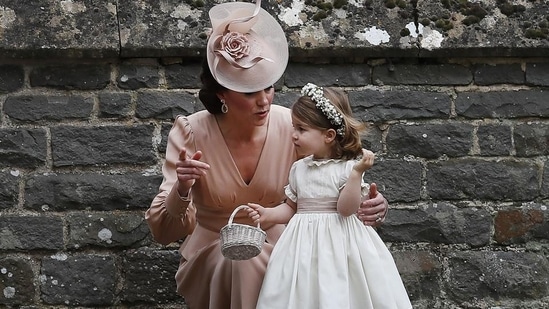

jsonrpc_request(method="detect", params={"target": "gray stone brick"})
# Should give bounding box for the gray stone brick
[51,125,156,166]
[387,123,473,159]
[67,212,151,249]
[4,95,93,122]
[477,124,512,156]
[543,164,549,199]
[526,63,549,86]
[0,129,47,169]
[159,123,173,155]
[0,65,24,93]
[117,64,160,90]
[349,90,451,122]
[372,64,472,85]
[0,171,19,210]
[427,159,538,201]
[361,125,383,152]
[24,173,161,211]
[0,257,35,306]
[456,90,549,118]
[447,251,549,302]
[30,65,110,90]
[367,159,422,202]
[284,63,370,88]
[136,90,196,119]
[165,63,202,89]
[41,254,116,306]
[98,92,133,118]
[473,63,524,85]
[393,251,442,301]
[379,203,491,246]
[514,122,549,157]
[120,249,186,305]
[0,216,63,250]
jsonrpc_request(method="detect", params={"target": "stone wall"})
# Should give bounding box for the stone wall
[1,0,548,308]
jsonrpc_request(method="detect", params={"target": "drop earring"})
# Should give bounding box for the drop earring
[221,99,228,114]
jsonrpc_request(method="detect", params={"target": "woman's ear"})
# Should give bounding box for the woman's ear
[324,129,337,143]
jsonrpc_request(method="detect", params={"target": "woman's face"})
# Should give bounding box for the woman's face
[220,86,274,126]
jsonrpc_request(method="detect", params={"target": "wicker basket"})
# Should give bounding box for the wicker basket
[220,205,266,260]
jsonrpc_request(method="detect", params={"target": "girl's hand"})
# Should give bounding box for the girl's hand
[246,203,266,225]
[353,149,375,173]
[175,148,210,196]
[357,183,388,227]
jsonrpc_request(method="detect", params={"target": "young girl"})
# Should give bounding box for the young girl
[246,83,412,309]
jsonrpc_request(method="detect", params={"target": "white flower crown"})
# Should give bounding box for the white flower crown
[301,83,346,137]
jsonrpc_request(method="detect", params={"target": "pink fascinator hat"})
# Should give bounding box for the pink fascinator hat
[207,0,289,93]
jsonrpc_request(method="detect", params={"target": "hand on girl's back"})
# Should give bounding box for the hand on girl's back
[353,149,375,173]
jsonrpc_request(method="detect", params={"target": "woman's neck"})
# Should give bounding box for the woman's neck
[216,114,267,142]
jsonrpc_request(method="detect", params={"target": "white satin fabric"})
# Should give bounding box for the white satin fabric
[256,157,412,309]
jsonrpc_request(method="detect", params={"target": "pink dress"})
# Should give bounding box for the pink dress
[145,105,297,309]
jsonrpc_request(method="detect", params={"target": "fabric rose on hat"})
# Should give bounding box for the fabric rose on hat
[221,32,250,60]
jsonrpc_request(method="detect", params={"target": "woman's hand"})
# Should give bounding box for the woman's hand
[357,183,388,227]
[175,148,210,197]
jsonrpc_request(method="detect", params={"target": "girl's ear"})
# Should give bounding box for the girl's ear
[324,129,337,143]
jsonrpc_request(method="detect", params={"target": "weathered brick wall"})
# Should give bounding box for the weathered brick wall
[1,0,549,308]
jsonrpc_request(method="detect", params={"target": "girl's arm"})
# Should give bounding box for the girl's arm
[337,149,375,217]
[247,199,297,225]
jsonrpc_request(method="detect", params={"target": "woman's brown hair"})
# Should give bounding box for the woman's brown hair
[198,58,227,114]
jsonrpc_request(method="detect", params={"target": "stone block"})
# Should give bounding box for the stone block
[477,124,512,156]
[426,159,538,201]
[0,171,19,210]
[24,173,162,211]
[30,64,110,90]
[0,0,119,58]
[284,63,370,87]
[514,122,549,157]
[447,251,549,302]
[494,205,549,244]
[0,129,47,169]
[0,65,24,93]
[120,249,186,305]
[98,92,133,118]
[386,123,474,159]
[456,90,549,119]
[473,63,524,85]
[367,159,422,203]
[349,89,451,123]
[379,203,491,247]
[4,95,93,122]
[0,257,35,306]
[50,125,156,167]
[40,254,116,306]
[135,90,197,119]
[67,212,151,249]
[372,63,472,85]
[0,216,63,250]
[392,250,442,302]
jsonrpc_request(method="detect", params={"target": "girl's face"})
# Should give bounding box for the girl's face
[291,115,335,159]
[219,86,274,126]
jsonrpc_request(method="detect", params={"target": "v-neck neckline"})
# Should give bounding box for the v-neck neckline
[213,115,270,187]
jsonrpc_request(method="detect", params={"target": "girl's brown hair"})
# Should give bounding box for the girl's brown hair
[292,87,365,160]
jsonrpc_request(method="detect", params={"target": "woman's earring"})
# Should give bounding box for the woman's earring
[221,99,228,114]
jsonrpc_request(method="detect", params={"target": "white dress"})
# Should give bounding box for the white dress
[257,156,412,309]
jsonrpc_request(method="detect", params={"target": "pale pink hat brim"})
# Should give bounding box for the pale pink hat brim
[207,1,289,93]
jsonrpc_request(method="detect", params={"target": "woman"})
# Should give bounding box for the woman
[145,1,389,308]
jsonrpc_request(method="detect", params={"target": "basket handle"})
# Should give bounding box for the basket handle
[228,205,261,229]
